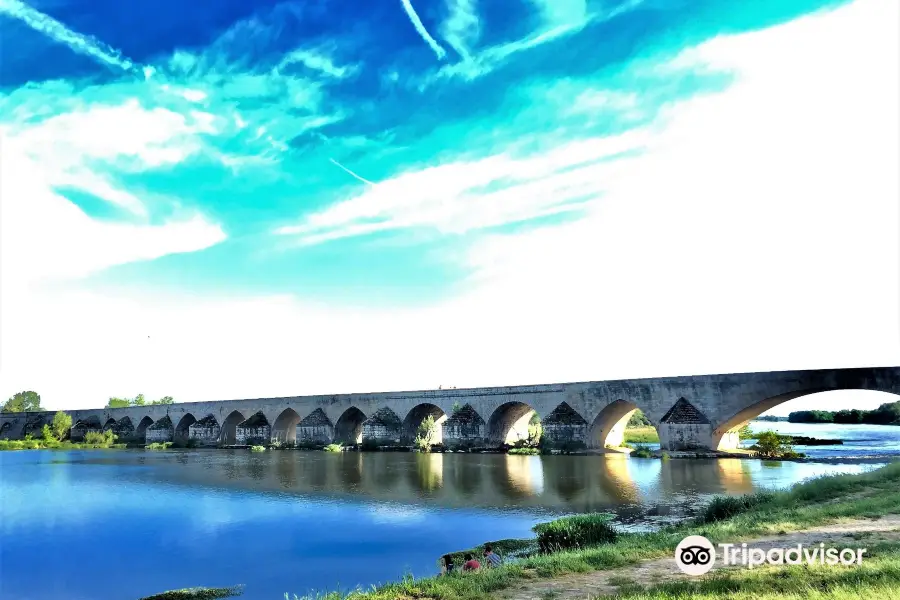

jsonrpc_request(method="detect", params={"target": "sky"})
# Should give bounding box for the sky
[0,0,898,414]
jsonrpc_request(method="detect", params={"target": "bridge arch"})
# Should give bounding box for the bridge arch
[273,408,302,443]
[174,414,197,445]
[135,416,154,440]
[334,407,367,444]
[220,410,246,445]
[402,403,447,445]
[714,388,900,450]
[589,400,655,449]
[102,418,117,431]
[0,421,13,437]
[488,401,537,445]
[113,416,134,440]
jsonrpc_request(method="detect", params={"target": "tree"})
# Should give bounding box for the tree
[737,424,755,440]
[51,411,72,441]
[152,396,174,405]
[750,430,803,459]
[628,409,651,427]
[527,413,543,446]
[2,391,41,413]
[414,415,437,452]
[132,393,146,406]
[106,397,131,408]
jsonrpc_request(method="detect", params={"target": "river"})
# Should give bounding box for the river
[0,426,896,600]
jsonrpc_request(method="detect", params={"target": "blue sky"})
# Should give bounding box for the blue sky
[0,0,898,411]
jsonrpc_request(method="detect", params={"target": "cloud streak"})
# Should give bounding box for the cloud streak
[329,158,377,185]
[399,0,448,60]
[441,0,481,59]
[0,0,140,74]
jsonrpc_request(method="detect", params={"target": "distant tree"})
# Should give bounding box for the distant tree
[627,409,651,427]
[867,401,900,425]
[106,394,173,408]
[788,410,834,424]
[2,391,42,413]
[51,411,72,441]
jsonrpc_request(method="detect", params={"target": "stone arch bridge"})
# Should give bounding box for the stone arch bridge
[1,366,897,451]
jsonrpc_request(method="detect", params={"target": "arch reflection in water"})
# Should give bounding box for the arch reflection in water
[500,455,545,498]
[127,452,781,519]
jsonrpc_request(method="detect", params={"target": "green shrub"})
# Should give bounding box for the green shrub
[750,430,806,459]
[532,513,618,552]
[146,442,174,450]
[250,445,266,452]
[508,447,540,455]
[137,585,244,600]
[84,430,117,447]
[630,446,654,458]
[698,491,777,523]
[324,443,343,453]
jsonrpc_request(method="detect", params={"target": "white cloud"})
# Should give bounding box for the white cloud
[5,99,219,215]
[429,0,641,83]
[0,0,138,74]
[1,0,898,409]
[441,0,481,59]
[276,130,649,241]
[277,46,360,80]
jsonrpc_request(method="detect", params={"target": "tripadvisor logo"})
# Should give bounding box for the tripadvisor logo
[675,535,716,576]
[675,535,868,576]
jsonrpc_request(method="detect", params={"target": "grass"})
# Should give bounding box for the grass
[282,461,900,600]
[624,427,660,444]
[607,542,900,599]
[508,447,540,455]
[699,491,777,523]
[533,514,618,552]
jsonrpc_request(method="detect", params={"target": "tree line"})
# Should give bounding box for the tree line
[2,390,176,413]
[788,401,900,425]
[105,394,174,408]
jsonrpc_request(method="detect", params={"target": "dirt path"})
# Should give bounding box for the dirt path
[499,516,900,600]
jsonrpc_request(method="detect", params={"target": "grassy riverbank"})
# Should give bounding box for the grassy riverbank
[285,461,900,600]
[623,426,660,444]
[0,436,125,451]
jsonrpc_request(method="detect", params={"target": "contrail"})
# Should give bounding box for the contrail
[399,0,447,60]
[0,0,139,74]
[329,158,376,185]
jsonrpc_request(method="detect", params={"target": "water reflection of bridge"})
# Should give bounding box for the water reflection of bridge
[118,452,758,516]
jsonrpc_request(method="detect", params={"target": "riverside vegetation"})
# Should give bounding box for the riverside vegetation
[272,461,900,600]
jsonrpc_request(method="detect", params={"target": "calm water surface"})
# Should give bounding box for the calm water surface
[745,421,900,458]
[0,438,893,600]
